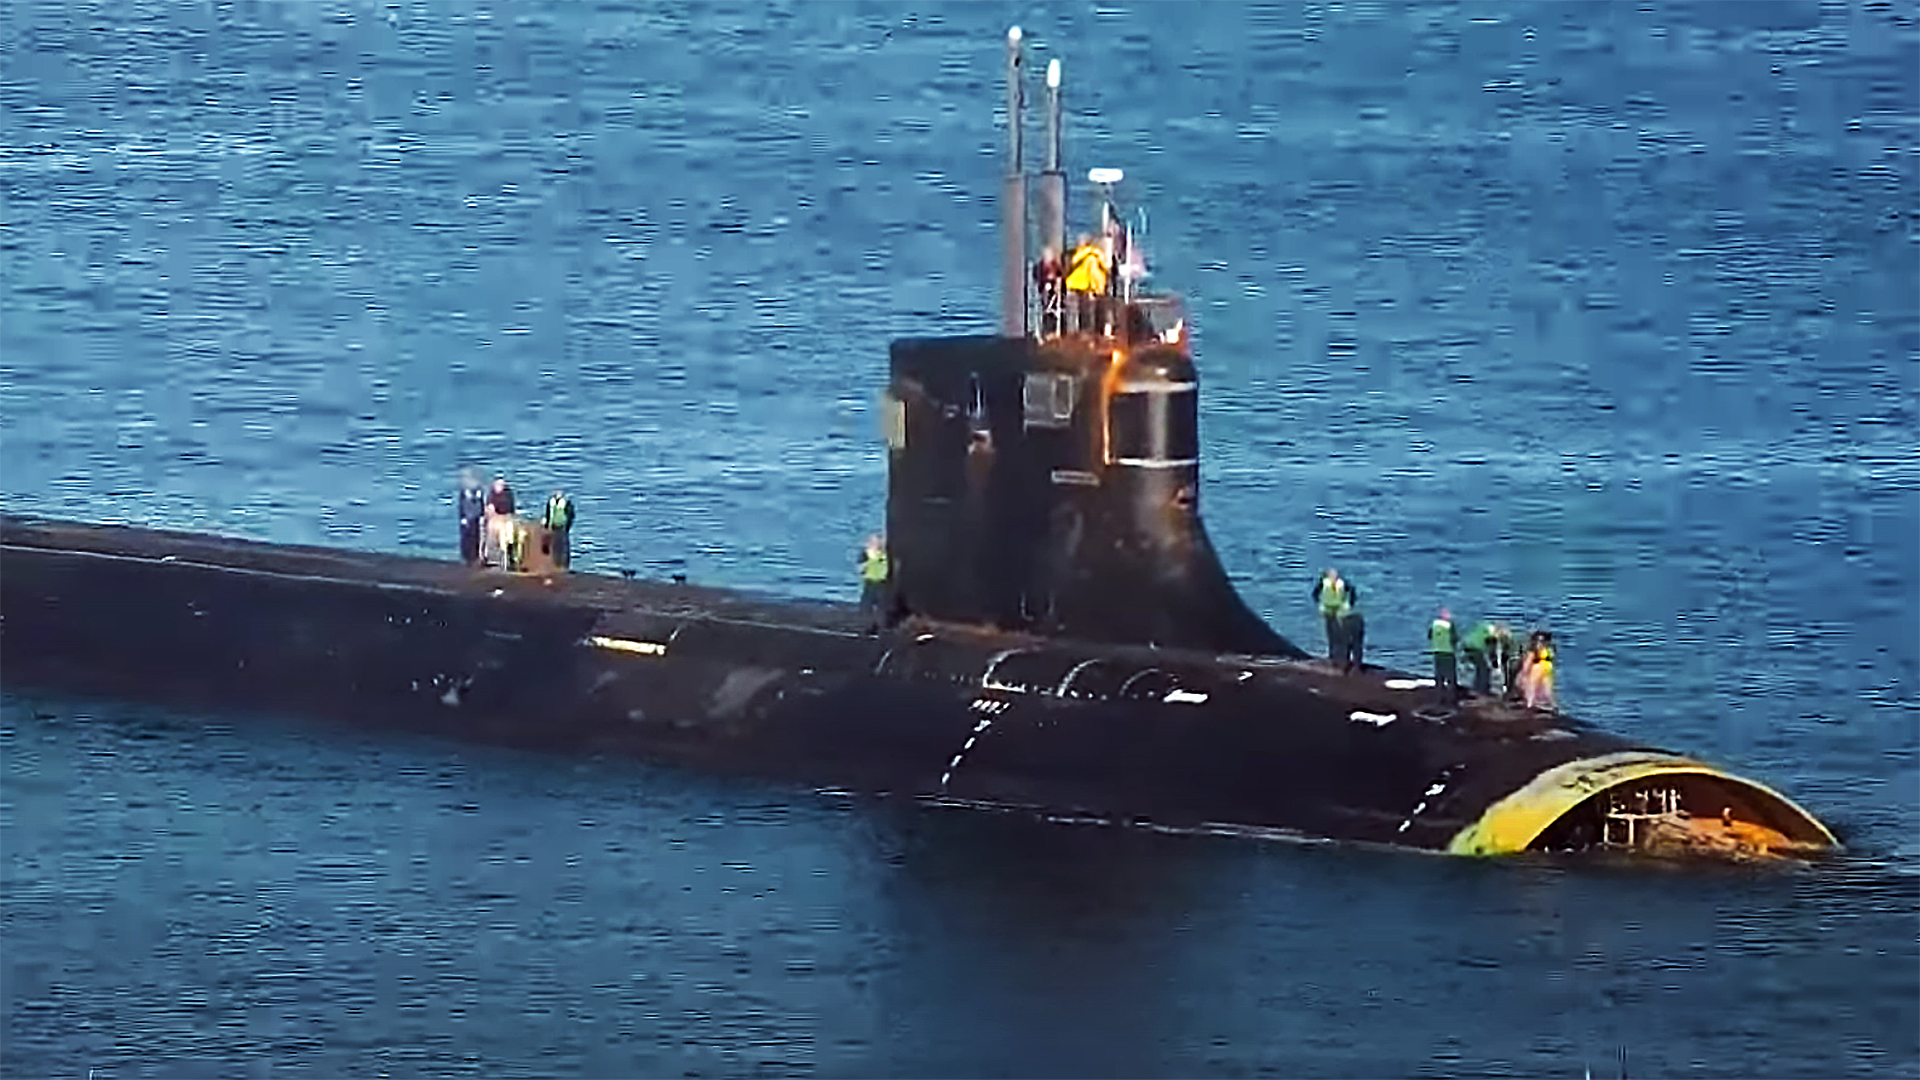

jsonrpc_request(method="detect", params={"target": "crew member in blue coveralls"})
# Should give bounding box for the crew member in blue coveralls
[1429,608,1459,701]
[1311,568,1355,665]
[543,489,575,570]
[457,468,486,566]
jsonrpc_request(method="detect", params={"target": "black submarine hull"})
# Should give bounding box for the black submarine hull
[0,516,1836,860]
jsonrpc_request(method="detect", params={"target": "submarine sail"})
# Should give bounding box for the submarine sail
[883,27,1298,657]
[0,28,1837,863]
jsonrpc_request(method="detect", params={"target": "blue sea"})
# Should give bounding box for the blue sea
[2,1,1916,1076]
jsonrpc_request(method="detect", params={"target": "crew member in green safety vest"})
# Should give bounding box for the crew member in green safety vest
[1429,608,1459,700]
[1459,619,1510,697]
[542,489,575,570]
[1310,568,1355,666]
[1500,627,1525,701]
[858,533,891,633]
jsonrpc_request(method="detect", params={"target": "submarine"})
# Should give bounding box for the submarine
[0,29,1836,863]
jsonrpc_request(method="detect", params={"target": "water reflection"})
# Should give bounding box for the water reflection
[862,808,1232,1076]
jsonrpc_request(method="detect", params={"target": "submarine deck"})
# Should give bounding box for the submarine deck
[0,514,1584,739]
[0,514,870,632]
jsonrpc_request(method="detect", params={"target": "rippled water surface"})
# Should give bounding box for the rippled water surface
[3,1,1916,1076]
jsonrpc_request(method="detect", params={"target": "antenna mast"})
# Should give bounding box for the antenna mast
[1038,57,1066,330]
[1000,26,1028,339]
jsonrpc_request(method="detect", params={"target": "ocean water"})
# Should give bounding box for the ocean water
[2,1,1916,1076]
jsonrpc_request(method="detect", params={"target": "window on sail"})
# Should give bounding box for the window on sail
[1022,372,1077,428]
[1108,383,1198,467]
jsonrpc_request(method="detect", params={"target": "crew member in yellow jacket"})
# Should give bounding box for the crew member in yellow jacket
[1521,631,1557,711]
[1063,233,1109,333]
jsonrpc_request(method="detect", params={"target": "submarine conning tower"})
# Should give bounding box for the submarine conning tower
[884,28,1306,660]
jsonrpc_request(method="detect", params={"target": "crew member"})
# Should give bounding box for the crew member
[1429,608,1459,700]
[1339,600,1366,674]
[1311,569,1353,665]
[1459,619,1508,697]
[858,533,891,633]
[1064,233,1108,333]
[1112,212,1146,302]
[1033,246,1063,337]
[1501,627,1527,701]
[457,468,485,566]
[484,476,516,569]
[1523,631,1557,711]
[543,488,575,570]
[1103,204,1126,294]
